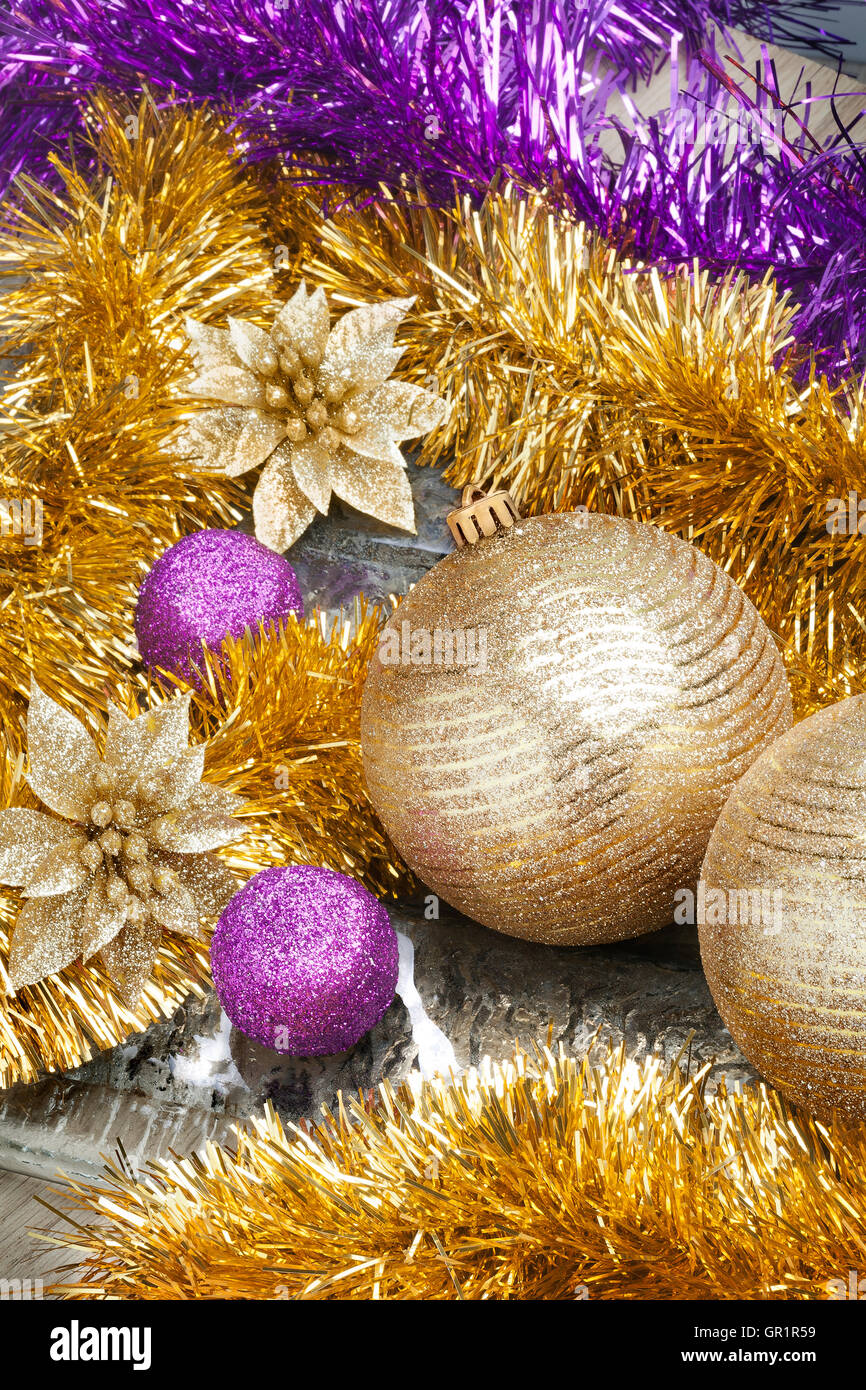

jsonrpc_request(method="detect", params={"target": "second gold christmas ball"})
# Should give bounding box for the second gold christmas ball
[700,694,866,1120]
[361,492,793,945]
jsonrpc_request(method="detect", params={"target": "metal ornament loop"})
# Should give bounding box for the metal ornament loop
[446,485,521,547]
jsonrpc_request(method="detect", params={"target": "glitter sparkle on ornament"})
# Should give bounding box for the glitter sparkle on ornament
[362,505,793,946]
[210,865,399,1056]
[700,693,866,1121]
[135,528,303,683]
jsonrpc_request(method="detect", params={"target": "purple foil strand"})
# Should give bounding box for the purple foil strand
[0,1,863,369]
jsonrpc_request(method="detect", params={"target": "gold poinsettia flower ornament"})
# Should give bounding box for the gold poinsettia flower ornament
[0,684,245,1007]
[181,283,446,552]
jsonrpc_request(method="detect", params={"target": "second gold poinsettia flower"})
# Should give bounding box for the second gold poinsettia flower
[0,684,246,1007]
[182,284,446,552]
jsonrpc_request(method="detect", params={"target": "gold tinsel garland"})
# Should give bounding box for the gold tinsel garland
[151,602,412,902]
[1,113,865,1283]
[0,607,408,1087]
[294,184,866,714]
[45,1041,866,1300]
[0,92,280,747]
[2,100,865,1083]
[5,107,866,722]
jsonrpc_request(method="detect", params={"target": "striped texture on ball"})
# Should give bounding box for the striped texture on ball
[361,513,792,945]
[700,695,866,1119]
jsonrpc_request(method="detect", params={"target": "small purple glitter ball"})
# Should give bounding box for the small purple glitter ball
[135,528,303,680]
[210,866,399,1055]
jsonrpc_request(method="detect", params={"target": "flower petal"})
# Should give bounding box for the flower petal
[154,747,208,812]
[290,439,332,514]
[25,838,90,898]
[179,407,252,477]
[187,781,248,819]
[321,297,413,395]
[102,705,143,784]
[99,921,160,1009]
[183,407,284,480]
[184,318,238,373]
[149,877,201,938]
[26,682,99,819]
[351,381,446,450]
[253,448,317,552]
[104,695,193,786]
[186,366,266,410]
[7,885,87,992]
[336,383,445,462]
[0,808,86,887]
[323,345,405,400]
[273,282,330,363]
[329,448,417,532]
[148,808,244,854]
[230,409,287,476]
[159,850,239,916]
[128,747,210,816]
[80,871,127,960]
[228,318,277,375]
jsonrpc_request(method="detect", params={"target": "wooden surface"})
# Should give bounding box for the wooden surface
[598,25,866,159]
[0,28,863,1299]
[0,1172,86,1298]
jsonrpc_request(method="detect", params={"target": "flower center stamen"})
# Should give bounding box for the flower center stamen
[80,775,159,923]
[262,330,362,447]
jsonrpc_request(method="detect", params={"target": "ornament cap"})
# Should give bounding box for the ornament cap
[447,485,521,547]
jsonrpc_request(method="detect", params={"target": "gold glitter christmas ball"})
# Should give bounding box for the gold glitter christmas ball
[700,695,866,1120]
[361,504,793,945]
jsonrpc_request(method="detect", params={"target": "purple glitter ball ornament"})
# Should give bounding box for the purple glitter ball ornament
[135,528,303,681]
[211,866,399,1055]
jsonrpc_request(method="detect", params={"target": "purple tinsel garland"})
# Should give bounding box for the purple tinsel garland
[0,0,864,370]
